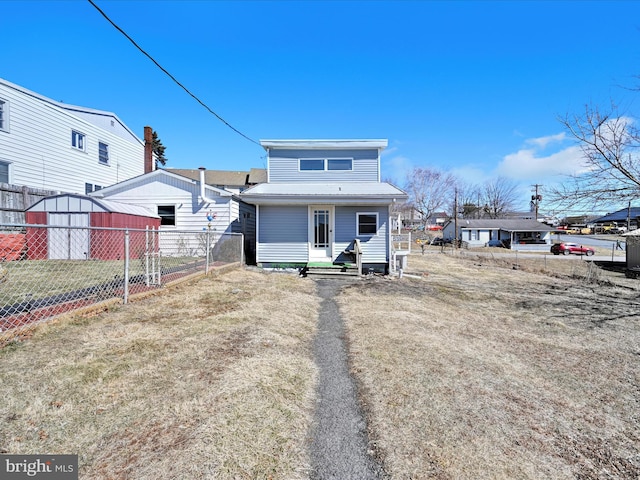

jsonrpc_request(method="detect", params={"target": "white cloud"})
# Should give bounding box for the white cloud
[525,132,566,149]
[495,128,591,184]
[497,145,585,181]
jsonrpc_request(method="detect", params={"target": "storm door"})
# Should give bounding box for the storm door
[309,206,333,262]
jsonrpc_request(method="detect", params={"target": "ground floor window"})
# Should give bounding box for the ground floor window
[357,212,378,236]
[158,205,176,226]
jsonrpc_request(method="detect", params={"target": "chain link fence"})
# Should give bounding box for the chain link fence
[0,224,243,345]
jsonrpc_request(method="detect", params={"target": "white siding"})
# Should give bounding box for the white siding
[93,174,234,233]
[0,79,144,195]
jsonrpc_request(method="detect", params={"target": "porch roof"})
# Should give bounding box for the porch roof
[240,182,407,205]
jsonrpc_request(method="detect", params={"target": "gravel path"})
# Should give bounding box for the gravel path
[309,278,385,480]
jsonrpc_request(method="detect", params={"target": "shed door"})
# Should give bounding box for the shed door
[309,206,333,262]
[48,213,90,260]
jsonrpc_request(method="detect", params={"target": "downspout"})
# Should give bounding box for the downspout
[198,167,218,204]
[388,202,393,273]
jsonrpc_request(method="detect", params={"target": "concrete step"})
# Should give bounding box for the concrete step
[302,264,359,277]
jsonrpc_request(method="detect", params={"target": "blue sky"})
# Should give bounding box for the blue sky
[4,0,640,212]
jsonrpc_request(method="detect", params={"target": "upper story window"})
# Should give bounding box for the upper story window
[0,99,8,132]
[72,130,86,151]
[300,159,325,171]
[0,161,10,183]
[299,158,353,171]
[327,159,352,170]
[98,142,109,165]
[357,212,378,236]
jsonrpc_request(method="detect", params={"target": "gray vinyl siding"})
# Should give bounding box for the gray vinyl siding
[268,148,379,183]
[258,205,309,263]
[237,200,256,264]
[335,206,388,263]
[234,201,255,235]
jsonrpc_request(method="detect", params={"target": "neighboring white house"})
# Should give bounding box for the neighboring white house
[443,218,554,250]
[0,77,148,195]
[89,168,256,262]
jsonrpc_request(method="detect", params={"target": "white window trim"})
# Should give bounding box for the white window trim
[157,204,178,228]
[71,130,86,152]
[356,211,379,237]
[0,98,9,133]
[299,158,353,172]
[98,141,110,165]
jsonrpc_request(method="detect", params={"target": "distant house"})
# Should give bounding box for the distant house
[0,77,149,196]
[443,218,554,250]
[400,207,449,230]
[593,207,640,230]
[165,167,266,194]
[88,168,256,262]
[240,139,408,273]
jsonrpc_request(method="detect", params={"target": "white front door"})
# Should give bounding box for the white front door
[309,206,333,262]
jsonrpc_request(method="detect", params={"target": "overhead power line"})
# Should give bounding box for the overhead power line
[87,0,260,147]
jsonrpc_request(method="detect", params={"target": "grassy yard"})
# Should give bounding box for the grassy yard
[1,254,639,479]
[0,268,319,479]
[340,252,640,479]
[0,256,206,306]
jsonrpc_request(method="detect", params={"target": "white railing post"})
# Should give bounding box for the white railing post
[145,227,150,287]
[123,228,130,304]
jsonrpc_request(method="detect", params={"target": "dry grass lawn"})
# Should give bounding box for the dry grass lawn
[2,254,640,479]
[0,268,319,479]
[340,252,640,479]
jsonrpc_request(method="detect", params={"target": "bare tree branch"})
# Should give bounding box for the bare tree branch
[481,177,519,218]
[549,102,640,211]
[404,168,456,227]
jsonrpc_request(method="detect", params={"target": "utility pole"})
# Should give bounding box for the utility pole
[531,184,543,220]
[454,187,458,248]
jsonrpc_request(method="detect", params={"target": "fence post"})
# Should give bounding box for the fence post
[205,228,211,275]
[124,228,130,304]
[240,233,244,266]
[145,227,150,287]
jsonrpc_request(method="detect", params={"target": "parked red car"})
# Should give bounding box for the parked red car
[550,242,595,256]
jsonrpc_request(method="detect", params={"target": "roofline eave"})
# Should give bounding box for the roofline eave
[240,194,406,205]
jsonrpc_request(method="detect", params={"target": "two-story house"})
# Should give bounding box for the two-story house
[0,78,147,196]
[240,139,408,273]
